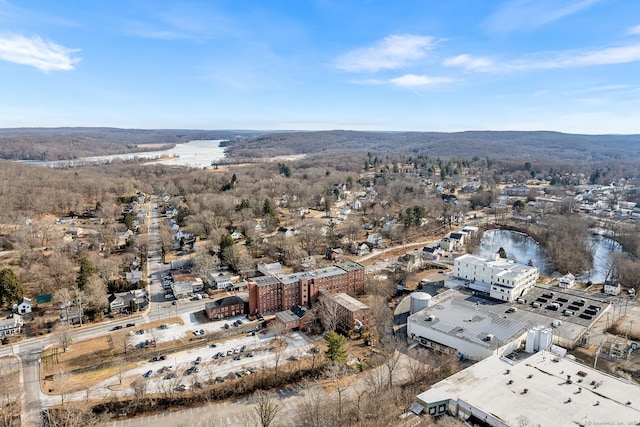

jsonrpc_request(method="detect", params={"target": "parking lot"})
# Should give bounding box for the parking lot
[89,312,314,397]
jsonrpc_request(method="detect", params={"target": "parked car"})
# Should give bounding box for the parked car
[195,356,202,364]
[126,323,135,327]
[110,325,122,331]
[199,329,205,335]
[143,370,152,378]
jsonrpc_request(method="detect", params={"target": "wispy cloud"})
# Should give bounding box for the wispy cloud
[351,74,455,88]
[628,25,640,35]
[443,54,494,71]
[0,33,80,72]
[335,34,435,72]
[445,43,640,73]
[485,0,601,33]
[389,74,455,88]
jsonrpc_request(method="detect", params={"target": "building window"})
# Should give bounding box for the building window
[429,407,437,415]
[438,404,446,413]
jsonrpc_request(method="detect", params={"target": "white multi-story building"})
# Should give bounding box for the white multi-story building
[453,253,538,302]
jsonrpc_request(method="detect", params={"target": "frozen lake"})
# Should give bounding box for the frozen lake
[19,139,225,168]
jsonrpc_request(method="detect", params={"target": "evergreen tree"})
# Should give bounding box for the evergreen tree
[219,234,235,254]
[324,330,347,364]
[263,198,280,228]
[498,247,507,259]
[0,268,24,308]
[77,257,96,290]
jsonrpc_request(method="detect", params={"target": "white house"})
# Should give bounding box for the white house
[558,273,576,289]
[13,297,32,314]
[366,233,383,247]
[0,315,23,336]
[604,279,622,296]
[257,261,283,276]
[209,272,233,290]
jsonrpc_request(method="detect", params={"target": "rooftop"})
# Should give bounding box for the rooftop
[332,293,368,312]
[410,287,609,347]
[337,261,364,272]
[417,351,640,427]
[250,275,281,287]
[312,266,346,279]
[409,290,528,348]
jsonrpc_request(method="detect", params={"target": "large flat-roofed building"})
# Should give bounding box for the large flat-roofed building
[407,290,529,360]
[248,262,365,315]
[454,253,538,302]
[415,351,640,426]
[408,287,611,358]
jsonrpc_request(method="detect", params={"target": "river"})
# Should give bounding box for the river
[18,139,225,168]
[475,229,622,283]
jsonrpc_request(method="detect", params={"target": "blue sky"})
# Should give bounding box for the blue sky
[1,0,640,133]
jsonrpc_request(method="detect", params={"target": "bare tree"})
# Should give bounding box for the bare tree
[317,296,340,332]
[253,391,280,427]
[298,381,330,427]
[326,362,351,423]
[54,323,73,353]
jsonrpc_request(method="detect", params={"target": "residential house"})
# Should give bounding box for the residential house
[108,290,147,313]
[13,297,32,314]
[397,253,427,273]
[422,246,442,260]
[366,233,383,247]
[604,279,622,296]
[351,242,370,256]
[326,248,344,261]
[277,227,296,238]
[60,309,82,325]
[108,293,126,312]
[230,230,244,241]
[257,261,283,277]
[209,272,233,290]
[0,315,23,336]
[558,273,576,289]
[172,272,204,293]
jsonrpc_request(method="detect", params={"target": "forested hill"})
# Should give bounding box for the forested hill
[225,130,640,162]
[0,128,263,161]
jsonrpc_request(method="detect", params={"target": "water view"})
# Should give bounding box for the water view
[475,229,622,284]
[19,139,225,168]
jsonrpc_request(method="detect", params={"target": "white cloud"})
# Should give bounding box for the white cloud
[485,0,601,33]
[0,33,79,72]
[335,34,434,72]
[443,54,493,71]
[389,74,455,87]
[628,25,640,35]
[445,43,640,73]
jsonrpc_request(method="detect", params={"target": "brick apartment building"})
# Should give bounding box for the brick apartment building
[319,290,370,333]
[248,261,365,315]
[205,295,247,320]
